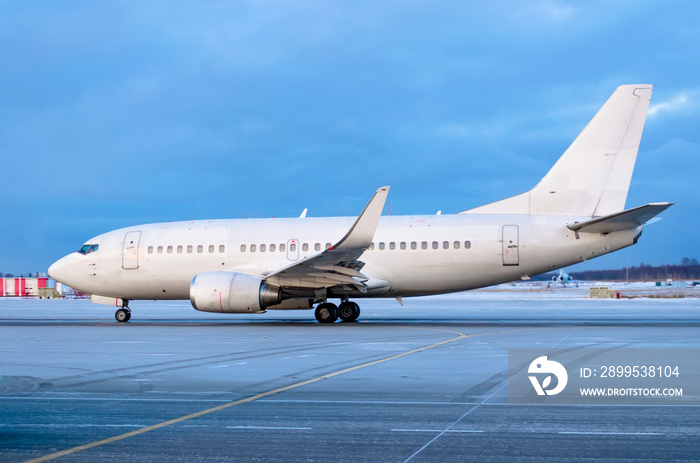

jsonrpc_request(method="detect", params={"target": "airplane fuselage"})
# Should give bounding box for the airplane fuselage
[52,213,640,301]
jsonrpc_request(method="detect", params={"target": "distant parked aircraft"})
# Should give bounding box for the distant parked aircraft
[49,85,671,323]
[549,269,579,287]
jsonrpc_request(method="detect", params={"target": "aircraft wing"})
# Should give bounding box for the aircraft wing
[567,202,673,234]
[264,186,389,289]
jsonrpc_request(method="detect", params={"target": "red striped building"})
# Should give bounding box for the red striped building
[1,277,49,297]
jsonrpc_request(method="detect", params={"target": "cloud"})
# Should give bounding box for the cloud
[2,1,700,272]
[537,2,577,23]
[648,93,691,118]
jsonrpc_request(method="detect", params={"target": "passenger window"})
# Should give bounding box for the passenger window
[208,245,215,253]
[148,246,154,254]
[157,246,163,254]
[167,245,173,254]
[270,244,276,252]
[280,243,286,252]
[465,241,471,249]
[400,242,406,250]
[389,242,396,250]
[219,245,225,253]
[197,245,204,253]
[454,241,460,249]
[290,243,297,252]
[432,241,438,250]
[411,242,417,250]
[379,242,385,250]
[421,241,427,250]
[177,245,183,253]
[443,241,449,249]
[240,244,246,252]
[369,242,375,250]
[260,244,266,252]
[250,244,256,252]
[187,245,193,253]
[325,243,332,249]
[302,243,309,252]
[315,243,321,251]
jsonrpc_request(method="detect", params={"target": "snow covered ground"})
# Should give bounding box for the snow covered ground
[453,280,700,300]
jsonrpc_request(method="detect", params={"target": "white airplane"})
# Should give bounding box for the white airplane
[49,85,672,323]
[548,269,578,287]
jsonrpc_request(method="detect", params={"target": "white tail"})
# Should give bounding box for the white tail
[464,85,653,217]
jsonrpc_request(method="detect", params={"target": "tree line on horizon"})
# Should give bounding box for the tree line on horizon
[0,272,47,278]
[568,258,700,282]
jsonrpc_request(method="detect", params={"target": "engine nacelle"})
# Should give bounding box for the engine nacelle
[190,272,281,313]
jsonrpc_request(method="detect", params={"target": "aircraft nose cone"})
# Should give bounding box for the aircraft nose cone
[48,257,69,284]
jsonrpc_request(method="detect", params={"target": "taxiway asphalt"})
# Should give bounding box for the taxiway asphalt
[1,296,699,462]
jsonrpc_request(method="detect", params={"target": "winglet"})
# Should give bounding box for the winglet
[332,186,390,251]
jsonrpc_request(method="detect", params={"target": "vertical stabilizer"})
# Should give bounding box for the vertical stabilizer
[464,85,653,217]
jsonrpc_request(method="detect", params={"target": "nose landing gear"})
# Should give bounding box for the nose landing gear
[115,302,131,323]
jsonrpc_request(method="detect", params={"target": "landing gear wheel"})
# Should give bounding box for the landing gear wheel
[338,301,360,322]
[115,307,131,323]
[315,303,338,324]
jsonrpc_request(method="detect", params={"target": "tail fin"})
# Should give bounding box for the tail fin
[464,85,653,217]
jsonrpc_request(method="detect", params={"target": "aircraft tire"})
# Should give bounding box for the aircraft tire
[115,308,131,323]
[315,303,338,324]
[338,301,360,322]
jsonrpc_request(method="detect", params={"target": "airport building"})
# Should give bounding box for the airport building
[1,277,51,297]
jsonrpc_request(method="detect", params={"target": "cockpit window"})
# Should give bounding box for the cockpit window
[77,244,99,255]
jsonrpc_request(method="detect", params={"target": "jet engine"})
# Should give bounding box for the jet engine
[190,272,281,313]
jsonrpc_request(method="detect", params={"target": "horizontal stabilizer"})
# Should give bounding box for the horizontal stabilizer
[567,203,673,234]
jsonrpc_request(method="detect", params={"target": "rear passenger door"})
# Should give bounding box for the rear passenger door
[502,225,519,266]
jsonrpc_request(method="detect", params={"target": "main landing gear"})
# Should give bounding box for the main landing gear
[314,301,361,324]
[115,302,131,323]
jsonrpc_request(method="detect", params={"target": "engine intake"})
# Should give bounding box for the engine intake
[190,272,281,313]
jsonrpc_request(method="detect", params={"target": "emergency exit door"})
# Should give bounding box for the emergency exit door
[122,231,142,270]
[287,239,299,261]
[502,225,519,266]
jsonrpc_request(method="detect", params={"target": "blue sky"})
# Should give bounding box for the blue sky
[1,1,698,275]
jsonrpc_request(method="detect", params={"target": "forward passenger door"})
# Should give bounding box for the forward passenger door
[122,231,142,269]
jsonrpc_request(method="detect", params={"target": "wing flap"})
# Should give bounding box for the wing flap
[310,265,368,279]
[567,202,673,233]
